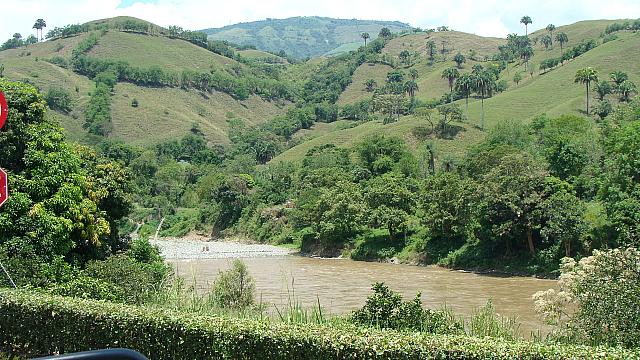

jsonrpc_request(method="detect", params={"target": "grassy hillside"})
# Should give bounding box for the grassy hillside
[0,22,289,146]
[88,31,239,71]
[202,16,411,59]
[275,20,639,164]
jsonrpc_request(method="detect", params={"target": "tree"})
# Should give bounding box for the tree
[513,72,523,85]
[33,19,46,41]
[520,16,532,36]
[399,50,411,65]
[555,32,568,56]
[379,27,392,38]
[617,80,637,102]
[595,81,612,100]
[472,68,495,130]
[364,79,377,92]
[482,152,548,257]
[12,33,22,41]
[453,52,466,68]
[426,40,437,61]
[0,78,128,262]
[404,80,419,100]
[575,67,598,115]
[361,32,370,46]
[520,45,534,71]
[25,35,37,45]
[610,70,628,86]
[545,24,556,45]
[310,181,365,243]
[541,34,552,50]
[441,67,459,93]
[454,73,473,115]
[364,173,416,242]
[436,103,463,136]
[409,68,418,80]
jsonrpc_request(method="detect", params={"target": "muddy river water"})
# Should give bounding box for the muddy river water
[169,254,556,335]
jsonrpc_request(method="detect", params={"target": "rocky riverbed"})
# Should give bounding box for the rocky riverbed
[154,237,295,259]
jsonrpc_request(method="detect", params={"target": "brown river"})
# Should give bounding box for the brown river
[169,254,556,335]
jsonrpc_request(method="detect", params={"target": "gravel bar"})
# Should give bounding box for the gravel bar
[154,239,295,259]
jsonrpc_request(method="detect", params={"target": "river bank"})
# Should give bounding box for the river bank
[154,235,296,259]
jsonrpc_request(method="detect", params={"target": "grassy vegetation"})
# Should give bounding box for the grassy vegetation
[281,21,640,163]
[0,24,289,146]
[88,31,239,71]
[273,116,484,164]
[337,63,392,105]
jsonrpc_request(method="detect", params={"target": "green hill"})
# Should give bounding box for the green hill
[0,19,289,146]
[273,20,640,164]
[201,16,412,59]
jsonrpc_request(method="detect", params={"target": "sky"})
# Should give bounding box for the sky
[3,0,639,40]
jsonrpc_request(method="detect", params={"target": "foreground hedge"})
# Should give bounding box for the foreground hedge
[0,290,638,359]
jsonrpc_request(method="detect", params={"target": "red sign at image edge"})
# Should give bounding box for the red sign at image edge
[0,92,7,130]
[0,168,7,208]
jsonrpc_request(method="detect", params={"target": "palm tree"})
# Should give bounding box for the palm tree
[555,32,568,56]
[441,67,460,93]
[541,35,552,50]
[361,32,370,46]
[454,73,473,116]
[472,70,494,130]
[617,80,637,102]
[610,71,628,87]
[521,45,534,71]
[595,81,612,100]
[426,40,436,61]
[33,19,46,41]
[546,24,556,45]
[520,16,532,37]
[404,80,419,99]
[364,79,377,92]
[575,67,599,115]
[409,68,418,80]
[32,22,41,42]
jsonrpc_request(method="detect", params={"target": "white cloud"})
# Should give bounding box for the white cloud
[2,0,639,41]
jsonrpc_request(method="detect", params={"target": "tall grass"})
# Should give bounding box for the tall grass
[467,299,521,340]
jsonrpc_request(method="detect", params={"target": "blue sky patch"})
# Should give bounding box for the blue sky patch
[117,0,159,9]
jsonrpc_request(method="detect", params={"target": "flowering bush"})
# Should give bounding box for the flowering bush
[533,247,640,348]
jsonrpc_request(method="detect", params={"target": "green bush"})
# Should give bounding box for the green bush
[350,282,464,334]
[211,259,256,309]
[84,254,168,304]
[534,247,640,348]
[44,86,73,112]
[0,289,637,359]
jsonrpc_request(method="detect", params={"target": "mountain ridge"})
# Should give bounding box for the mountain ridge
[201,16,413,58]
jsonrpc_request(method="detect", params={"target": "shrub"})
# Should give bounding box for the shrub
[2,289,636,360]
[84,254,168,304]
[211,259,255,309]
[44,86,73,113]
[533,247,640,348]
[350,282,464,334]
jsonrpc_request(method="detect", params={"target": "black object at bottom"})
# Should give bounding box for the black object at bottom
[34,349,148,360]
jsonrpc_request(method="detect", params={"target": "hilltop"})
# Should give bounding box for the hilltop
[201,16,412,59]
